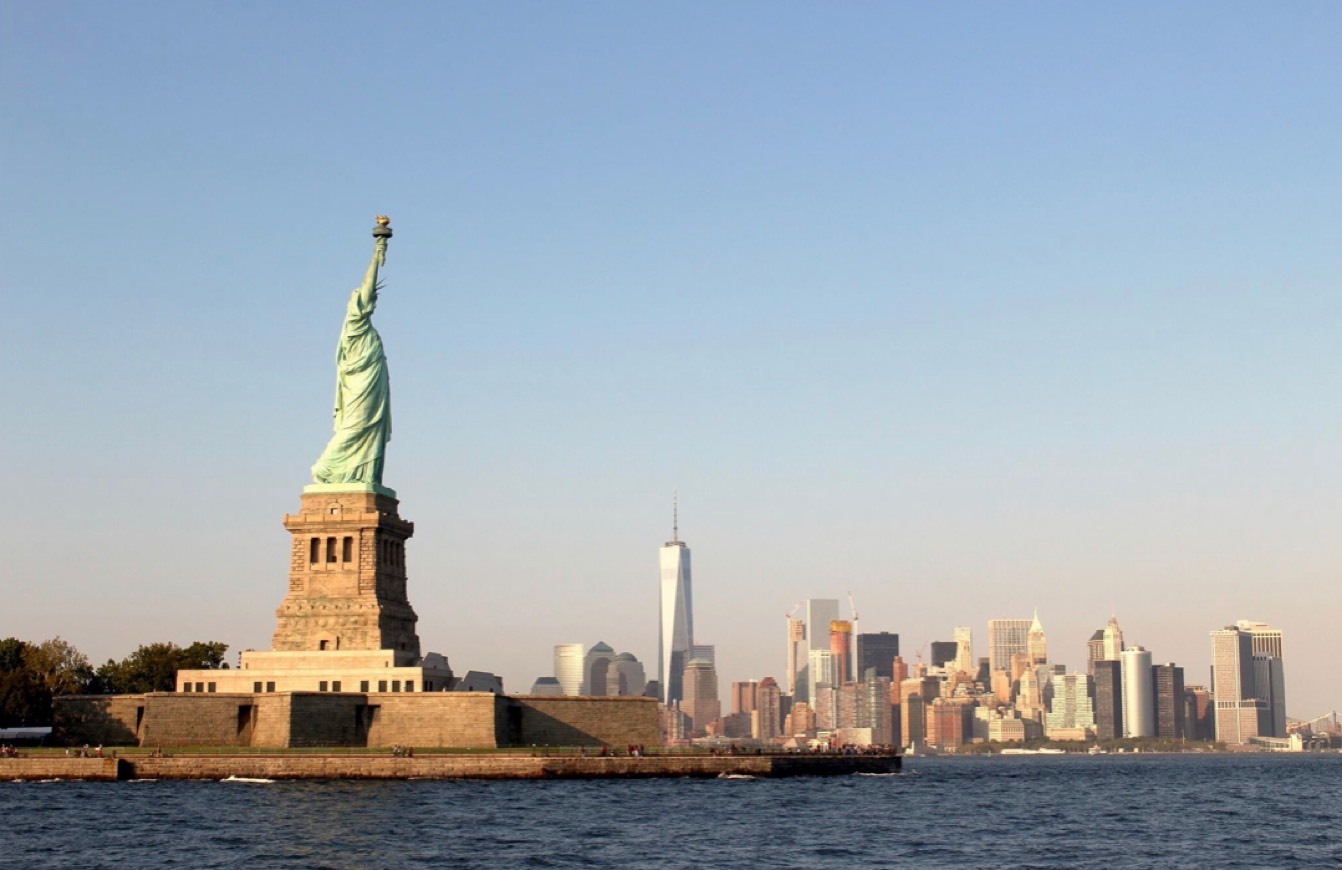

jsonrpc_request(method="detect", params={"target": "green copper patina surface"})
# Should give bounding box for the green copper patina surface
[311,219,394,486]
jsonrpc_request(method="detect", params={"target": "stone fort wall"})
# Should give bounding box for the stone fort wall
[55,693,659,749]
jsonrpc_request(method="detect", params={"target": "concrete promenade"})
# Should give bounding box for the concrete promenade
[3,752,900,781]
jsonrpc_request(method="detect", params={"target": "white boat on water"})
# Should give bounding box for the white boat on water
[999,748,1066,755]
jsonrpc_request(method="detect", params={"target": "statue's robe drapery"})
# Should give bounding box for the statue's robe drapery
[311,281,391,485]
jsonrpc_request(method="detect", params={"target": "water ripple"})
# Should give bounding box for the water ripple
[1,755,1340,868]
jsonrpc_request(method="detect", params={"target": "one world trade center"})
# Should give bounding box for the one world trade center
[658,497,694,704]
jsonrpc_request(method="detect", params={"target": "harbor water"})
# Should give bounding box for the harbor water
[3,753,1339,868]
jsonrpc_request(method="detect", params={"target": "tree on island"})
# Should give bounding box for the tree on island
[93,641,230,694]
[1,639,50,727]
[1,637,231,725]
[24,637,95,695]
[0,637,93,727]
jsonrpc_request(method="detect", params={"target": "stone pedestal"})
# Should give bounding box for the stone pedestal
[272,485,422,665]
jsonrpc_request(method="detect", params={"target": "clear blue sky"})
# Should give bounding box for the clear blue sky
[2,3,1339,717]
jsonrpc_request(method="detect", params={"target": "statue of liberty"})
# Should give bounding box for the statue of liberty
[311,217,394,486]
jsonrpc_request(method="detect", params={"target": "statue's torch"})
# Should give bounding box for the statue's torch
[373,215,392,265]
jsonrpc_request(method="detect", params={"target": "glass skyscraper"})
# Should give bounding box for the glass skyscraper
[553,643,585,696]
[659,519,694,704]
[798,598,839,703]
[987,618,1032,674]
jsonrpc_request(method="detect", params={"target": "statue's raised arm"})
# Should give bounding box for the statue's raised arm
[310,217,395,487]
[353,215,391,312]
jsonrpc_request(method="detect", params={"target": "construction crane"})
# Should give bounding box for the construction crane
[847,591,859,640]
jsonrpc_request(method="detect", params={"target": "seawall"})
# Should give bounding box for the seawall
[2,758,121,781]
[3,753,899,781]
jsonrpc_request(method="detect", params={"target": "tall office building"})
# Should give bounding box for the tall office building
[797,598,840,702]
[1252,655,1286,737]
[553,643,586,696]
[1210,625,1270,744]
[1017,667,1046,722]
[1009,651,1033,683]
[807,647,835,705]
[835,683,861,730]
[681,658,720,735]
[1102,615,1125,661]
[1086,630,1105,670]
[1183,685,1213,740]
[1092,659,1123,739]
[1028,609,1048,665]
[929,641,959,668]
[1121,646,1154,737]
[927,698,972,750]
[605,653,648,697]
[785,700,815,737]
[830,620,854,685]
[855,632,900,681]
[753,677,782,739]
[690,644,716,666]
[1236,620,1283,659]
[813,684,838,731]
[988,619,1032,674]
[953,627,974,676]
[1152,663,1185,739]
[731,680,759,716]
[899,677,938,749]
[1045,673,1096,733]
[858,676,895,745]
[658,499,694,704]
[1238,620,1286,737]
[584,642,615,696]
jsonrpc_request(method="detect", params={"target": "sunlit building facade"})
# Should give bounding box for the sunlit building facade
[1121,646,1154,737]
[553,643,585,696]
[659,528,694,704]
[988,618,1032,674]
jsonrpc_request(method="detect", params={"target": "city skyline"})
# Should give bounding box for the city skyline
[547,561,1304,722]
[3,5,1340,719]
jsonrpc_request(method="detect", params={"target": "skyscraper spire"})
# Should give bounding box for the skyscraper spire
[1028,607,1047,665]
[1103,614,1124,661]
[673,489,679,542]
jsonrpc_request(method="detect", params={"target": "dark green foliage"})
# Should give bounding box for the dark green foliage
[1,637,229,723]
[93,640,230,694]
[0,636,91,726]
[0,637,28,672]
